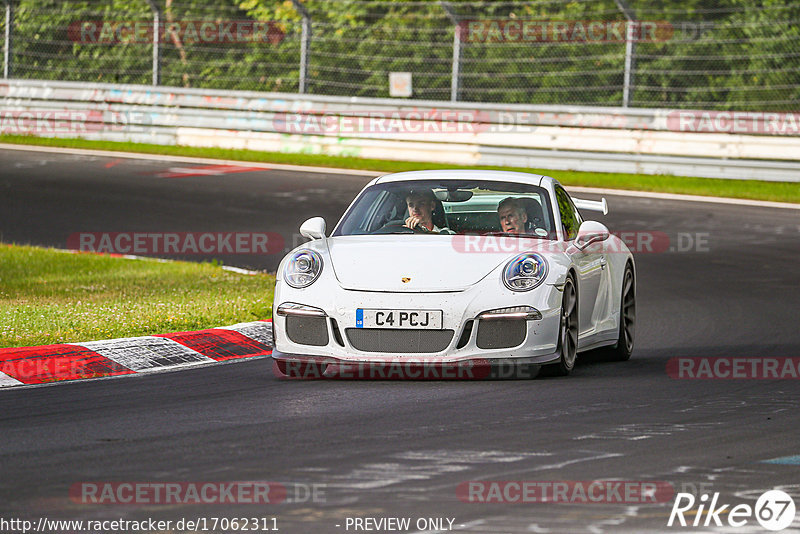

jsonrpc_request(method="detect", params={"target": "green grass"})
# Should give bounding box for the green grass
[2,134,798,203]
[0,244,274,348]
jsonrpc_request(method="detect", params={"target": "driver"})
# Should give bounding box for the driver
[497,197,529,234]
[404,189,444,233]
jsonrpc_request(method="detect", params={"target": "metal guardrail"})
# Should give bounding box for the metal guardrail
[2,79,799,182]
[2,79,673,128]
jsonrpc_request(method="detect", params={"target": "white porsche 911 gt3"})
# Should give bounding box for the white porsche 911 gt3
[271,170,635,378]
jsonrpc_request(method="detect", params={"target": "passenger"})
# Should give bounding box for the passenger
[497,197,530,234]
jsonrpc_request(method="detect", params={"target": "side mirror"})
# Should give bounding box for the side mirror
[575,220,610,249]
[300,217,326,240]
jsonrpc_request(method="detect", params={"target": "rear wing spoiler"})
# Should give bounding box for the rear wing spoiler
[573,197,608,215]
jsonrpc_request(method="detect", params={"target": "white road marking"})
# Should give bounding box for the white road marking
[527,524,550,533]
[0,143,380,176]
[586,506,641,534]
[221,265,263,275]
[466,451,624,481]
[328,450,554,491]
[574,422,721,441]
[163,166,225,176]
[395,450,552,463]
[567,185,800,210]
[0,371,24,387]
[328,462,471,490]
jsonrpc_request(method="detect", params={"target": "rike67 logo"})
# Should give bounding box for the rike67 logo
[668,490,796,531]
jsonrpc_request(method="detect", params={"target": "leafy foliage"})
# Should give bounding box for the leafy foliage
[4,0,799,109]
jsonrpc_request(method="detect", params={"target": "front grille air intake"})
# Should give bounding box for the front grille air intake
[286,316,329,346]
[345,328,454,353]
[476,320,526,349]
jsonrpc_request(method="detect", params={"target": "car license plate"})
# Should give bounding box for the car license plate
[356,309,443,329]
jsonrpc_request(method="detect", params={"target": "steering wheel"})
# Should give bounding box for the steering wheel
[373,219,430,234]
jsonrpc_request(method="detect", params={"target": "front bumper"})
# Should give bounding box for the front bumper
[272,280,563,364]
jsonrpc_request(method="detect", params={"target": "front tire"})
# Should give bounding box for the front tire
[601,264,635,361]
[545,274,579,376]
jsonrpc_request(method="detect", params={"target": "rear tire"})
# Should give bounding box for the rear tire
[544,274,578,376]
[601,264,635,361]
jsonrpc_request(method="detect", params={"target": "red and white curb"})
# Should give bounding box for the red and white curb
[0,320,273,389]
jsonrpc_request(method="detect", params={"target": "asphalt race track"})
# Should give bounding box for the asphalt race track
[1,147,800,533]
[0,148,371,271]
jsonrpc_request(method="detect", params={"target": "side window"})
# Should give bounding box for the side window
[555,186,583,240]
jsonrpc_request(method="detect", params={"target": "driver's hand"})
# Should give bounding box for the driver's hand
[405,216,425,230]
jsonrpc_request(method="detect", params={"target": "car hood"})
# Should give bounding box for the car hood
[325,235,509,292]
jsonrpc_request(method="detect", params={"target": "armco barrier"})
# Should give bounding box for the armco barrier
[1,79,799,182]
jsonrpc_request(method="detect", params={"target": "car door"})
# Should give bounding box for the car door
[555,186,604,337]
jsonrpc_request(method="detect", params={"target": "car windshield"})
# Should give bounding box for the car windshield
[332,179,555,239]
